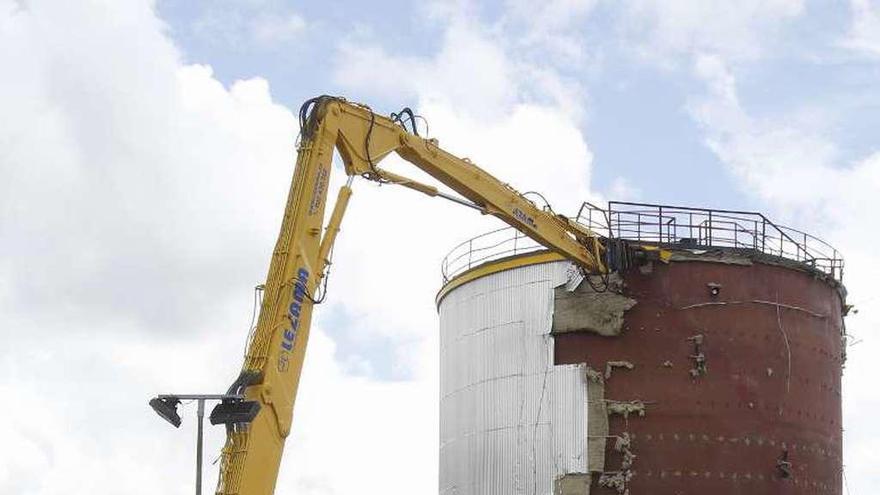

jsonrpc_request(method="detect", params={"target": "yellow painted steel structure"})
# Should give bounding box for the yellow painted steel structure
[212,96,607,494]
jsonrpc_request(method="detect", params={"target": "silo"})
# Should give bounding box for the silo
[437,202,846,495]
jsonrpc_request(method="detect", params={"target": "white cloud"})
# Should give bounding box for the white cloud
[277,328,437,494]
[504,0,597,33]
[608,2,880,486]
[607,176,642,201]
[841,0,880,57]
[335,18,517,120]
[330,3,880,492]
[688,54,880,490]
[621,0,804,63]
[0,1,434,493]
[689,54,841,220]
[1,0,603,493]
[315,12,605,414]
[327,6,599,337]
[335,9,592,121]
[323,5,605,487]
[501,0,598,65]
[318,99,596,345]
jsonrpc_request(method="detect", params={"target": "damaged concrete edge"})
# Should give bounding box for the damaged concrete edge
[605,400,647,420]
[604,361,634,380]
[554,473,591,495]
[666,249,752,266]
[657,246,847,302]
[598,430,637,494]
[585,367,608,475]
[552,273,637,337]
[439,242,845,313]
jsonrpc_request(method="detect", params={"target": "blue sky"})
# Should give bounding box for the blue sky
[155,0,880,210]
[1,1,879,493]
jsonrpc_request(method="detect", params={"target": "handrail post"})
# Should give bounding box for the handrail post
[803,232,807,262]
[637,213,641,240]
[658,206,663,243]
[753,220,758,250]
[708,211,713,245]
[762,219,766,253]
[689,212,694,242]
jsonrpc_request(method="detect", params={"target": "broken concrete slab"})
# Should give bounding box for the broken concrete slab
[586,371,608,473]
[552,274,637,337]
[606,400,647,420]
[554,473,591,495]
[604,360,635,380]
[668,249,753,266]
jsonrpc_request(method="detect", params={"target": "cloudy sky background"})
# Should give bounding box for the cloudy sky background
[1,0,878,493]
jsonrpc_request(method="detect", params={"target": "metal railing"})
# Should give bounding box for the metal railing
[441,226,544,283]
[441,201,844,283]
[579,201,844,281]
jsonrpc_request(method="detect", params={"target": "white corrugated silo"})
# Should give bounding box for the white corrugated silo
[437,244,588,495]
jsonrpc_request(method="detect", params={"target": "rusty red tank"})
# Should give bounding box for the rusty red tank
[555,250,846,494]
[437,201,846,495]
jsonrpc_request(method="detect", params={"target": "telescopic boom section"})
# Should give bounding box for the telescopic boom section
[214,96,606,495]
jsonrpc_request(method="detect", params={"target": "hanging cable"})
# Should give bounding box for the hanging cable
[301,242,335,305]
[298,95,337,139]
[362,108,390,183]
[390,107,419,136]
[414,115,430,138]
[522,191,555,214]
[242,284,264,357]
[364,109,376,172]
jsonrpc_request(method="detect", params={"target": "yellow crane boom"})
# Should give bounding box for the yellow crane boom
[212,96,608,494]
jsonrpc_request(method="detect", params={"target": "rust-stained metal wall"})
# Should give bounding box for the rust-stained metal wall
[438,248,846,494]
[554,253,846,494]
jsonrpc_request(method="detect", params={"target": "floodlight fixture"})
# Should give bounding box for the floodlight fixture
[147,392,252,495]
[149,396,182,428]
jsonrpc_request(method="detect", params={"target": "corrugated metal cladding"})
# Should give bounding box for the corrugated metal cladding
[438,261,585,495]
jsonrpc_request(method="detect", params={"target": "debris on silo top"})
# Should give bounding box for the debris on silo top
[668,248,752,266]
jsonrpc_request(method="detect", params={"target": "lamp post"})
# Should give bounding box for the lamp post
[196,398,204,495]
[149,393,260,495]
